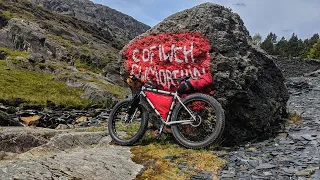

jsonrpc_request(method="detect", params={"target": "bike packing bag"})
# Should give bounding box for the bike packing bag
[177,74,213,94]
[145,91,173,121]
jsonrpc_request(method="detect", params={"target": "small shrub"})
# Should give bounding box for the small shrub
[288,111,303,125]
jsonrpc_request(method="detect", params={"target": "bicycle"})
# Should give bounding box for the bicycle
[108,75,225,149]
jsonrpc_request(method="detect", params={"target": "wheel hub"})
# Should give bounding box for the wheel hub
[191,115,202,127]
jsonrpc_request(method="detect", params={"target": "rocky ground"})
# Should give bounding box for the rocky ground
[0,127,142,180]
[218,71,320,180]
[1,57,319,179]
[0,105,111,129]
[1,74,319,179]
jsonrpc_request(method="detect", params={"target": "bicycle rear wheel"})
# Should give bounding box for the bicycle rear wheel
[108,98,148,145]
[171,94,225,149]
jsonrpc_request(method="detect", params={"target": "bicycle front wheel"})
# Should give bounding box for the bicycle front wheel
[108,98,148,146]
[171,94,225,149]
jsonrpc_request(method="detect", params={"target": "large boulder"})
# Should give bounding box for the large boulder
[119,3,289,145]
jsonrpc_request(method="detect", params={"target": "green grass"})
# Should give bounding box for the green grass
[48,35,116,74]
[93,79,130,99]
[111,108,226,179]
[131,131,226,180]
[0,47,29,58]
[0,58,91,108]
[0,1,35,20]
[86,126,106,132]
[75,59,104,74]
[74,126,106,132]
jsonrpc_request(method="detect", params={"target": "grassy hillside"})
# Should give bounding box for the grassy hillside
[0,0,131,108]
[0,47,91,108]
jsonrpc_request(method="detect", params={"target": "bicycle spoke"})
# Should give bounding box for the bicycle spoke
[112,104,143,140]
[176,99,217,142]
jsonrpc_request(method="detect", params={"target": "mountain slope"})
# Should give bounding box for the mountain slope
[0,0,137,108]
[30,0,150,45]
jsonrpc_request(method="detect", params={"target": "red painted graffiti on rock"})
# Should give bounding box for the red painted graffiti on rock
[124,32,211,91]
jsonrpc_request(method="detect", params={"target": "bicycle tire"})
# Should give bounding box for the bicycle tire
[171,93,225,149]
[108,98,148,145]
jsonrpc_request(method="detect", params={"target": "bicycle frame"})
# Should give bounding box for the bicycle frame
[140,86,197,126]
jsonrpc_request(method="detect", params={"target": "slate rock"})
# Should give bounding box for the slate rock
[0,110,22,126]
[311,170,320,180]
[190,171,212,180]
[256,163,276,170]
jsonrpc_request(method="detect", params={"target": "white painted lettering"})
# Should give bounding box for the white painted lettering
[162,44,174,62]
[174,46,183,63]
[149,46,157,63]
[132,49,140,62]
[194,67,201,77]
[159,70,167,87]
[166,70,174,89]
[130,64,140,74]
[142,49,150,62]
[184,42,194,63]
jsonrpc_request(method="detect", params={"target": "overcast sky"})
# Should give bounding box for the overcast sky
[92,0,320,40]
